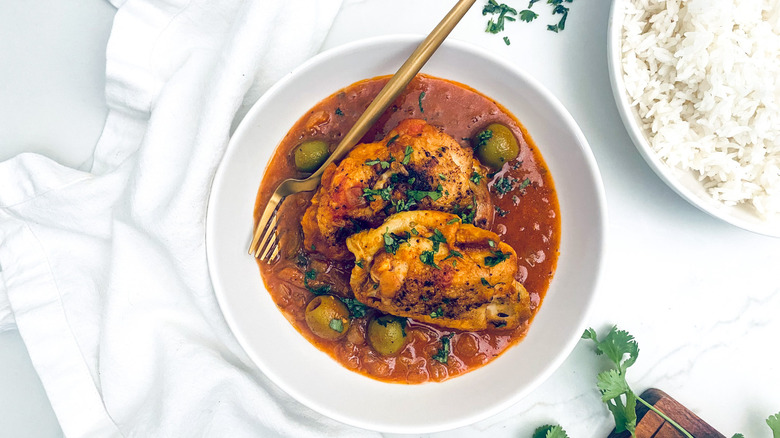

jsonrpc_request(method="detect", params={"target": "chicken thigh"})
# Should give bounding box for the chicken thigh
[345,210,529,331]
[302,119,492,260]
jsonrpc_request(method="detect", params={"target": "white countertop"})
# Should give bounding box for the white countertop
[2,0,779,437]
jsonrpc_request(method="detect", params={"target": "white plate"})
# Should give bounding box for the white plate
[206,35,606,433]
[607,0,780,237]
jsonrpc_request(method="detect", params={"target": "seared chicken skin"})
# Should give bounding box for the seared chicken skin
[345,211,530,331]
[302,119,492,260]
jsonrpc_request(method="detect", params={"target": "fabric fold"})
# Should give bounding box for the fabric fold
[0,0,380,436]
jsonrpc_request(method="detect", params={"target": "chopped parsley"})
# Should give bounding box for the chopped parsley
[329,318,344,333]
[340,297,368,318]
[503,36,511,45]
[335,107,344,116]
[418,91,426,113]
[483,0,517,34]
[365,156,395,169]
[547,0,571,33]
[355,259,364,269]
[383,228,410,255]
[303,269,332,295]
[419,250,439,269]
[432,334,453,364]
[407,183,443,202]
[428,229,447,252]
[494,205,509,217]
[362,186,393,202]
[402,145,413,165]
[453,198,477,224]
[484,247,511,267]
[392,196,417,213]
[429,307,444,318]
[438,173,447,181]
[443,250,463,261]
[470,171,484,184]
[446,217,460,225]
[476,129,493,147]
[518,177,531,191]
[493,176,516,195]
[376,315,407,336]
[386,134,400,147]
[481,277,495,288]
[519,9,539,23]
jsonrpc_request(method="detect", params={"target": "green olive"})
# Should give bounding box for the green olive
[304,295,350,341]
[475,123,519,170]
[367,315,407,356]
[294,140,330,172]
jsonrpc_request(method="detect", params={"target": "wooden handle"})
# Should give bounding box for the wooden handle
[307,0,476,182]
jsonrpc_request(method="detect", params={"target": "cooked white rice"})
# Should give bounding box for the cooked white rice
[622,0,780,217]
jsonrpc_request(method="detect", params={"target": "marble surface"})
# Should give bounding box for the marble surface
[2,0,779,437]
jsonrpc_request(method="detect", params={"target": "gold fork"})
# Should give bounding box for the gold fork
[249,0,476,261]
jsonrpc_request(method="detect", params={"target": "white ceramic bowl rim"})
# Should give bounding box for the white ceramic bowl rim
[206,34,607,433]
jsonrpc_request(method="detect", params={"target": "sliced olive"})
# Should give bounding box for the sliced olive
[475,123,519,170]
[304,295,350,341]
[294,140,330,172]
[367,315,407,356]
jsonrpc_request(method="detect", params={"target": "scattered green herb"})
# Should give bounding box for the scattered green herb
[480,277,494,288]
[419,250,439,269]
[432,334,453,364]
[532,424,569,438]
[386,134,400,147]
[503,36,511,45]
[443,250,463,261]
[418,91,426,113]
[363,186,393,202]
[329,318,344,333]
[493,176,516,195]
[355,260,364,269]
[303,269,332,295]
[402,145,413,165]
[518,177,531,191]
[407,184,443,202]
[484,246,510,266]
[383,228,410,255]
[470,171,484,185]
[335,107,344,116]
[392,196,417,212]
[429,307,444,318]
[428,229,448,252]
[494,205,509,217]
[446,217,460,225]
[477,129,493,147]
[365,156,395,169]
[340,297,368,318]
[483,0,517,34]
[519,9,539,22]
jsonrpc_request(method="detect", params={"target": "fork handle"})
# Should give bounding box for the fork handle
[307,0,477,183]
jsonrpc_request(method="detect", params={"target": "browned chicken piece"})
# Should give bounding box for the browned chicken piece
[302,119,492,260]
[345,210,530,331]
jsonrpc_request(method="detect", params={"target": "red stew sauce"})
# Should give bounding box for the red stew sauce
[254,74,560,383]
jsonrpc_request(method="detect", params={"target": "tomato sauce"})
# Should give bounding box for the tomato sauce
[254,74,560,383]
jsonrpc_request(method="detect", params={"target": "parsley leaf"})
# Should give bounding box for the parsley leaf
[519,9,538,22]
[303,269,332,295]
[340,297,368,318]
[470,171,484,184]
[429,307,444,318]
[363,186,393,202]
[407,184,443,202]
[419,250,439,269]
[767,412,780,437]
[477,129,493,147]
[329,318,344,333]
[493,176,515,195]
[443,249,463,261]
[418,91,426,113]
[532,425,570,438]
[402,145,413,165]
[428,229,447,252]
[335,107,344,116]
[386,134,400,147]
[383,228,410,255]
[432,334,453,363]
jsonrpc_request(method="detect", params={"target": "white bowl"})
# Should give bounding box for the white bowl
[206,35,606,433]
[607,0,780,237]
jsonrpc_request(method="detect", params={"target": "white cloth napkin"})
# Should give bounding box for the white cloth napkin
[0,0,379,436]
